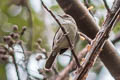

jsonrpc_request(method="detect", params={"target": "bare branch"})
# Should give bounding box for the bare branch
[76,7,120,80]
[11,51,21,80]
[25,3,33,50]
[84,0,93,16]
[77,32,92,44]
[103,0,111,13]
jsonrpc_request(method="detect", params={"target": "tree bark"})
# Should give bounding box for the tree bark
[56,0,120,79]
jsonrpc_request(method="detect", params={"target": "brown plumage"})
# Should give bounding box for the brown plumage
[45,14,78,70]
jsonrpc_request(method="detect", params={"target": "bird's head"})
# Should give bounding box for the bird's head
[58,14,72,19]
[58,14,76,24]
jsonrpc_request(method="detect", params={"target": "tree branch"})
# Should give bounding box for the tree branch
[56,0,120,79]
[24,3,33,50]
[84,0,93,16]
[78,32,92,44]
[103,0,111,13]
[112,32,120,44]
[76,7,120,80]
[56,47,88,80]
[11,52,21,80]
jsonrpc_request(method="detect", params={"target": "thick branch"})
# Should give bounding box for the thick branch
[56,0,120,79]
[76,7,120,80]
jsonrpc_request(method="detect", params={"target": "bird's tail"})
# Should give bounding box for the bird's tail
[45,52,57,70]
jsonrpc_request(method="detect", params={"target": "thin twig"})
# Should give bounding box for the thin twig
[77,32,91,44]
[18,42,26,60]
[25,3,33,50]
[103,0,111,13]
[52,66,58,75]
[84,0,93,16]
[11,48,21,80]
[40,0,81,68]
[19,43,31,79]
[76,7,120,80]
[84,0,89,8]
[112,31,120,44]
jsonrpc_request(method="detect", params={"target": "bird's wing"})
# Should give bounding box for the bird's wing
[52,27,63,47]
[52,24,68,49]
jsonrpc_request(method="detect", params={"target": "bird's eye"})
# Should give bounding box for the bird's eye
[63,15,69,18]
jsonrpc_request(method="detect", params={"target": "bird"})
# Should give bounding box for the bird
[45,14,78,70]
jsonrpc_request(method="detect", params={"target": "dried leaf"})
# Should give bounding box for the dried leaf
[88,6,94,10]
[80,58,86,65]
[80,36,85,41]
[87,45,91,51]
